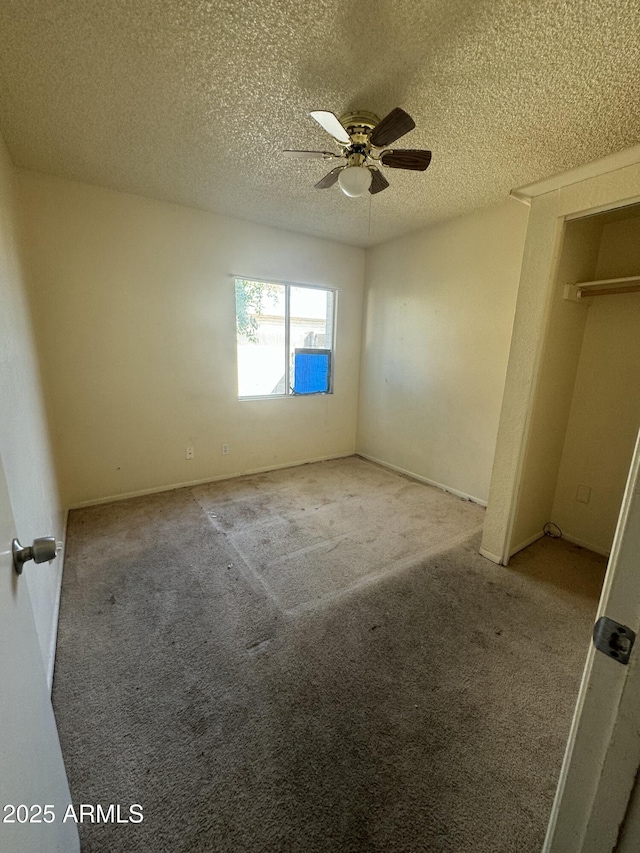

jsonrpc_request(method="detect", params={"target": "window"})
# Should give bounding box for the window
[235,278,336,398]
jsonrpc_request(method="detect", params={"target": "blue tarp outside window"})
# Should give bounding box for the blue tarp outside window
[293,349,331,394]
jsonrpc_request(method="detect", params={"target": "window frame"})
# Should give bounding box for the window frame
[234,276,337,401]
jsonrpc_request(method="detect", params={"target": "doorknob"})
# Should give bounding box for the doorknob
[12,536,57,575]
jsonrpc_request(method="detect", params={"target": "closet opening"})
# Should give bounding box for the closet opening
[506,201,640,582]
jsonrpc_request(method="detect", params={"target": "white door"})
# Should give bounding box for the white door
[544,430,640,852]
[0,455,79,852]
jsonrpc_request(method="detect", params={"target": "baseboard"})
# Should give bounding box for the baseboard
[562,532,611,558]
[355,453,487,507]
[509,530,545,559]
[481,530,546,566]
[479,547,503,565]
[68,452,355,509]
[46,507,68,692]
[508,529,611,560]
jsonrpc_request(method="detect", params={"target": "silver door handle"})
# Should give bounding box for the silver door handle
[12,537,57,575]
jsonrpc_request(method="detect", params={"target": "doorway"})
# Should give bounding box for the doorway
[480,150,640,568]
[507,202,640,563]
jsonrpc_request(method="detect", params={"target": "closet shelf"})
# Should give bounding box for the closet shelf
[564,275,640,302]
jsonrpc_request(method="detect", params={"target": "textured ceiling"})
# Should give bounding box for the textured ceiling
[1,0,639,247]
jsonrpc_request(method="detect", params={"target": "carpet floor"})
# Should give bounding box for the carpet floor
[52,456,607,852]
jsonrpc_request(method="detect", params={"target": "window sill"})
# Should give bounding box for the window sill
[238,392,333,401]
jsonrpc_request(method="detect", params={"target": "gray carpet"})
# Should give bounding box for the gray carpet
[52,456,606,852]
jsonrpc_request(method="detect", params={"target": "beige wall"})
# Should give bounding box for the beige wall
[0,140,63,681]
[17,170,365,507]
[550,216,640,553]
[356,199,529,503]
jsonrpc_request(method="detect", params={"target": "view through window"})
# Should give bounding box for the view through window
[235,278,336,398]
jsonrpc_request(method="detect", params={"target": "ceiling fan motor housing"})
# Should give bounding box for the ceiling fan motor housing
[340,111,380,157]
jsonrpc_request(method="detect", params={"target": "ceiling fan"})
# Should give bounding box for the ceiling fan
[284,107,432,198]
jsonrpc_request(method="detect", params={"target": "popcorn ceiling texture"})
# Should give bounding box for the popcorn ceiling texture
[0,0,639,247]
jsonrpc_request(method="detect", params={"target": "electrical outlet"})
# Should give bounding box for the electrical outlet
[186,446,194,460]
[222,444,229,455]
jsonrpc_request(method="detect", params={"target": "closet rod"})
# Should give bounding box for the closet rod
[566,275,640,301]
[581,283,640,297]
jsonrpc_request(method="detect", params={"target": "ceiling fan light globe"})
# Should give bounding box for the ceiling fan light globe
[338,165,372,198]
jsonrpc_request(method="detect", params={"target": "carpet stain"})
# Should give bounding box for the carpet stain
[246,638,272,656]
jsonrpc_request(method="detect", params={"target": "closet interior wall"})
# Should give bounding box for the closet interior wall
[510,206,640,558]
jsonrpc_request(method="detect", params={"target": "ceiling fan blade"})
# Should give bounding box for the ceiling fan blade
[369,167,390,194]
[380,149,432,171]
[314,166,344,189]
[309,110,351,144]
[370,108,416,147]
[283,150,338,160]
